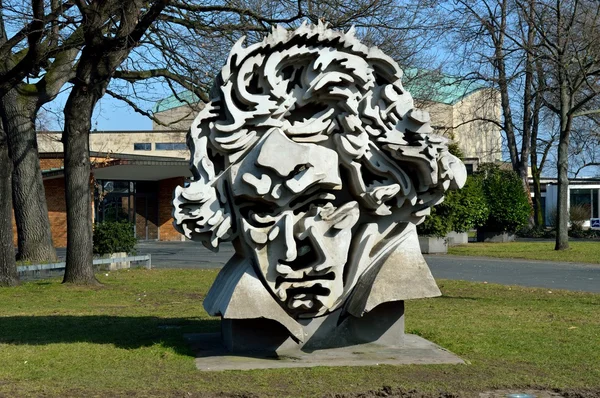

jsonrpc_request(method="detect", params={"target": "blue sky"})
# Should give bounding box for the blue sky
[93,95,154,131]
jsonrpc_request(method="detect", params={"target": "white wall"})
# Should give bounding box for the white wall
[545,183,600,228]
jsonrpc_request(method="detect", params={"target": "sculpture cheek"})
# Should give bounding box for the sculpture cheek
[249,229,268,245]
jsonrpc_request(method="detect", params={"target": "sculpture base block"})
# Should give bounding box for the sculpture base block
[184,333,464,371]
[222,301,405,353]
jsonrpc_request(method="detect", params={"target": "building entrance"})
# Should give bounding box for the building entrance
[95,180,159,240]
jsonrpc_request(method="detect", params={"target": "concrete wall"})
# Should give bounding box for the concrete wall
[453,89,502,164]
[38,131,189,159]
[415,89,502,165]
[152,105,199,131]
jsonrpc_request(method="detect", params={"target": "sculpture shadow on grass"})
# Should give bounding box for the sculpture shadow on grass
[0,316,220,356]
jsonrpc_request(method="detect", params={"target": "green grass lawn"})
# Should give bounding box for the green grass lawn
[1,269,599,397]
[448,241,600,264]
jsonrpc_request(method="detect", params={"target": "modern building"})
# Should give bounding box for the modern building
[23,135,192,247]
[543,179,600,228]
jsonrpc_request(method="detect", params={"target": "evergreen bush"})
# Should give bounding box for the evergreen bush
[475,163,531,233]
[93,221,137,255]
[417,176,489,236]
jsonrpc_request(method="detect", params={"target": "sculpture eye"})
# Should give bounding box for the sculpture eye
[251,212,275,227]
[239,204,277,228]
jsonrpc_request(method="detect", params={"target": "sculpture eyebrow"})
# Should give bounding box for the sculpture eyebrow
[209,127,277,188]
[285,163,311,180]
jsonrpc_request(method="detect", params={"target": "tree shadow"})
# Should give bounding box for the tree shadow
[0,315,220,356]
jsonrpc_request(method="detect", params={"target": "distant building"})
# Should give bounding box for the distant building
[541,178,600,228]
[25,136,192,247]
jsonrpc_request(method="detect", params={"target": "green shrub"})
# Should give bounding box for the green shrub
[475,163,531,233]
[93,221,137,255]
[417,206,450,237]
[443,177,489,233]
[517,225,556,239]
[417,176,489,237]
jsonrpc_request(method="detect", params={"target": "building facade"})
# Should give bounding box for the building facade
[544,180,600,228]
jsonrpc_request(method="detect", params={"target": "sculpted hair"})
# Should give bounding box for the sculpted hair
[173,22,466,250]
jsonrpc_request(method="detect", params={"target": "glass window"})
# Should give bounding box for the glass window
[464,163,474,175]
[570,189,594,219]
[155,142,187,150]
[133,143,151,150]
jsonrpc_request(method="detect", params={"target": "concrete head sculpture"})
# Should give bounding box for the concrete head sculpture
[173,23,466,350]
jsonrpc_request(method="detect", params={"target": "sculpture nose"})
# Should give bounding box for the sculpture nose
[282,212,297,262]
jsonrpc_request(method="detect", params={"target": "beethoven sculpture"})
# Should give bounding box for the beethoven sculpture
[173,23,466,352]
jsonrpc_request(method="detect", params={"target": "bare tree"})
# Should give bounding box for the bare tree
[1,42,80,263]
[530,0,600,249]
[570,114,600,177]
[0,0,75,281]
[61,0,172,284]
[448,0,536,195]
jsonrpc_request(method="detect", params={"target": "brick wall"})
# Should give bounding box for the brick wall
[44,178,68,248]
[158,177,184,241]
[11,177,68,248]
[40,158,64,170]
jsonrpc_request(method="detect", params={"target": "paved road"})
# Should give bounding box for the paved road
[425,254,599,293]
[122,241,600,293]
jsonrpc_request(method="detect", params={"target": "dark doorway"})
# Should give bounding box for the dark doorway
[95,180,159,241]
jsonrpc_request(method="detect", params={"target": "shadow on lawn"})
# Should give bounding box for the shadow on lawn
[0,316,220,356]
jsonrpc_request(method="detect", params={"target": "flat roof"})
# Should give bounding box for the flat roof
[40,151,188,162]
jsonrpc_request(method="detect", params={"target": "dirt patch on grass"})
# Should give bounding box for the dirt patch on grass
[324,387,600,398]
[324,386,458,397]
[560,388,600,398]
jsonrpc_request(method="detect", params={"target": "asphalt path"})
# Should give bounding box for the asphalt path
[120,241,600,294]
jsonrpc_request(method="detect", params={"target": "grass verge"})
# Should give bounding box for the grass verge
[0,268,599,397]
[448,241,600,264]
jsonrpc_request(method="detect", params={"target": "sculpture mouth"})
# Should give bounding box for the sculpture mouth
[283,282,332,312]
[275,272,335,289]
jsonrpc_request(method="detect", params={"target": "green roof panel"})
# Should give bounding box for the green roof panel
[153,90,200,113]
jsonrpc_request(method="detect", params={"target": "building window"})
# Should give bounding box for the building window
[570,188,599,219]
[464,163,474,175]
[155,142,187,150]
[133,143,151,151]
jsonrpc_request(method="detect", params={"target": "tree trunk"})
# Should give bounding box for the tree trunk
[555,108,571,251]
[62,86,98,285]
[1,88,57,262]
[0,122,18,286]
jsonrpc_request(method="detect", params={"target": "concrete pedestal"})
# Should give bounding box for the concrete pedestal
[222,301,405,354]
[447,231,468,246]
[185,333,464,371]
